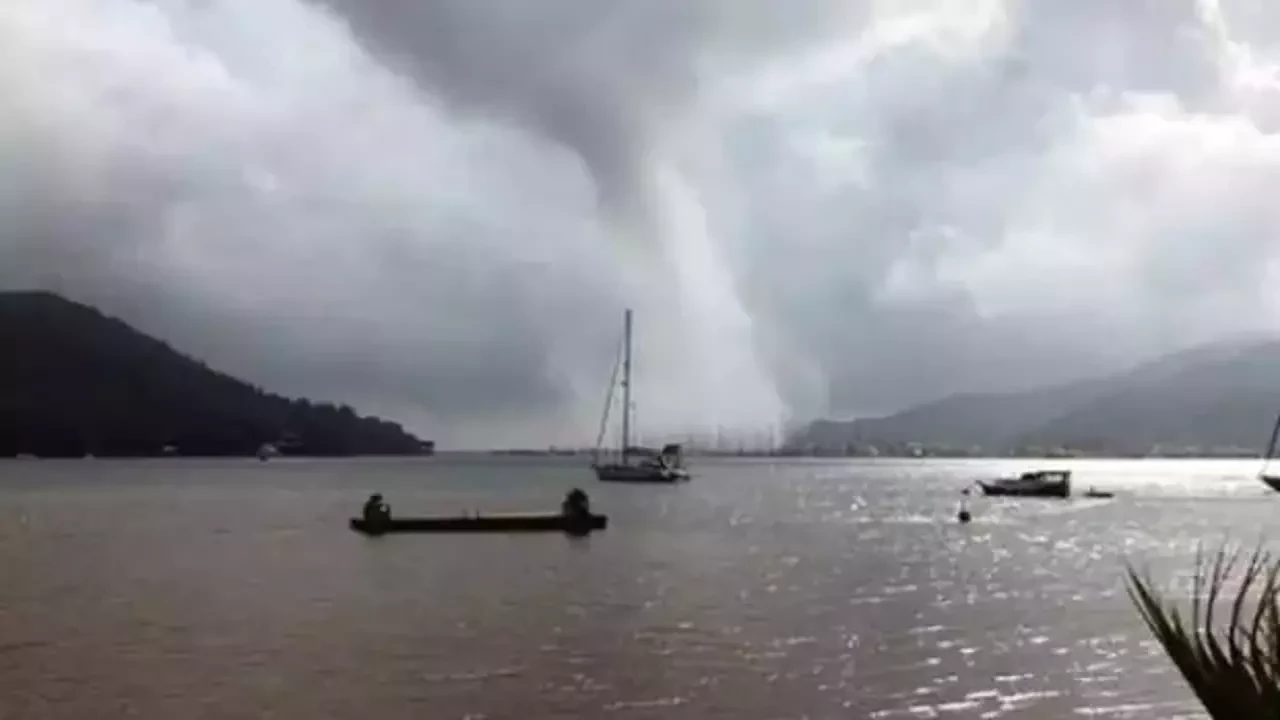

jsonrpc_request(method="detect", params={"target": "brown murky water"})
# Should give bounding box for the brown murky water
[0,456,1264,719]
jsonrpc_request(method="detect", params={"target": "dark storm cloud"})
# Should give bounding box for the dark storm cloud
[316,0,859,216]
[717,0,1280,413]
[2,0,1280,445]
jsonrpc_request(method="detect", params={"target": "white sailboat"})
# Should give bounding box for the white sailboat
[1259,411,1280,492]
[591,308,690,483]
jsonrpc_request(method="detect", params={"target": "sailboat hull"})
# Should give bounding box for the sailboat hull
[593,463,690,483]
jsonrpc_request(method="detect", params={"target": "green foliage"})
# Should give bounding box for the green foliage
[1125,545,1280,718]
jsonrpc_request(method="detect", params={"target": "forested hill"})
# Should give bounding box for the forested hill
[790,337,1280,457]
[0,291,431,458]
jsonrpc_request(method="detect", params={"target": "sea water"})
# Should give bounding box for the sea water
[0,455,1254,719]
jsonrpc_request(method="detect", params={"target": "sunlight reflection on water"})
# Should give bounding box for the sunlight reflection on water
[0,456,1261,718]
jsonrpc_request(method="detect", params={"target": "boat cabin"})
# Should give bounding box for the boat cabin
[1017,470,1069,483]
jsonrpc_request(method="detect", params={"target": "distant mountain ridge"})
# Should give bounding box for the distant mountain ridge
[0,291,431,458]
[791,338,1280,456]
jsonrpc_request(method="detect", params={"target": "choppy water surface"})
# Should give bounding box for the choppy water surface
[0,456,1271,719]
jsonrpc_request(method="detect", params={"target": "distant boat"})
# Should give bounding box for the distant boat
[1083,487,1114,499]
[976,469,1071,498]
[590,308,690,484]
[1258,411,1280,492]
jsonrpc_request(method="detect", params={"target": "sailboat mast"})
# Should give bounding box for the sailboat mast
[1262,410,1280,469]
[621,308,633,461]
[592,334,623,465]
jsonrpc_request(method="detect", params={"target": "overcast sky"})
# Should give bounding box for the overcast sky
[3,0,1280,447]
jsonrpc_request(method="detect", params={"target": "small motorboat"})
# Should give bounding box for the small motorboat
[976,469,1071,498]
[1082,487,1114,499]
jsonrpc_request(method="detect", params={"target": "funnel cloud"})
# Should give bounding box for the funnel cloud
[3,1,1280,447]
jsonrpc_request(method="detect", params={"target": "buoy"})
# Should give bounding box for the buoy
[957,508,972,524]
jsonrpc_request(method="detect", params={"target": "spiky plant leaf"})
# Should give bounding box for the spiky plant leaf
[1124,544,1280,719]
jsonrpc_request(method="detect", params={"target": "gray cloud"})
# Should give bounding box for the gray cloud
[2,0,1280,446]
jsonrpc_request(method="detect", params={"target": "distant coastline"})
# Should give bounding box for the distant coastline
[10,290,1278,462]
[0,291,433,460]
[4,447,1263,462]
[483,447,1260,460]
[789,337,1280,460]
